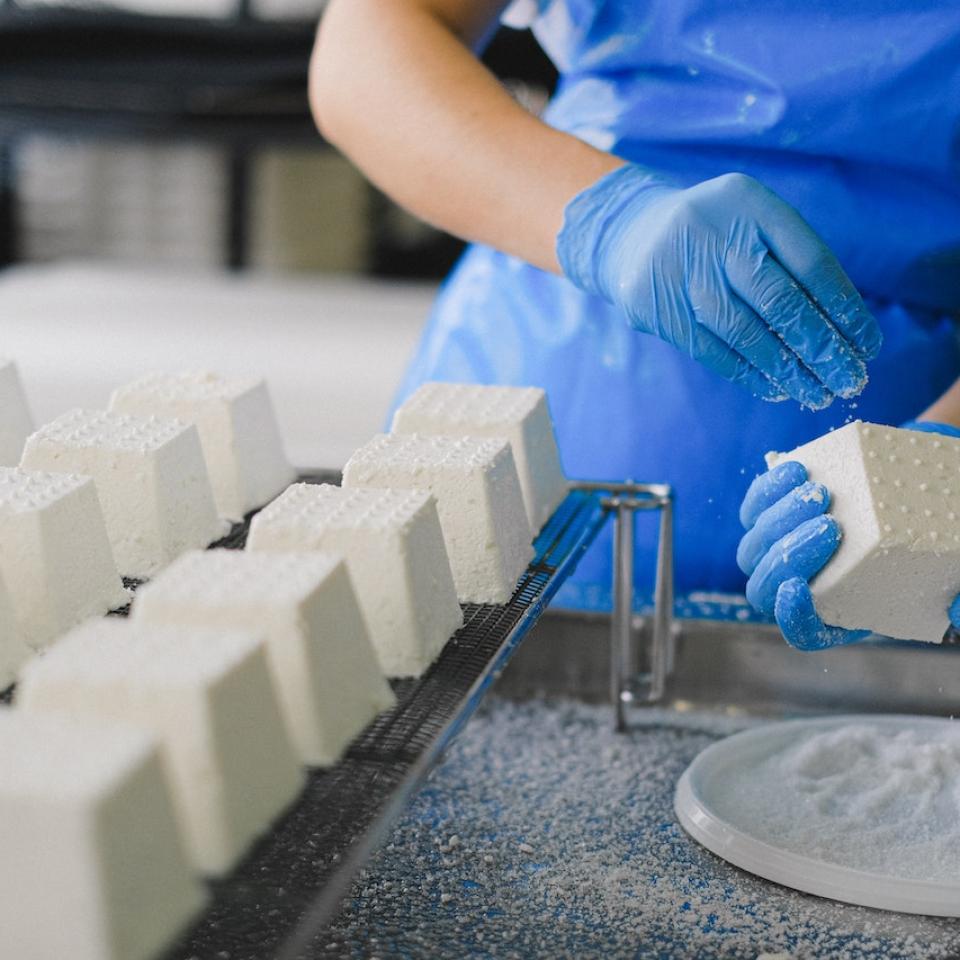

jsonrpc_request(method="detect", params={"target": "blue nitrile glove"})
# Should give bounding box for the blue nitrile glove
[739,421,960,650]
[899,420,960,438]
[736,461,864,650]
[557,165,882,409]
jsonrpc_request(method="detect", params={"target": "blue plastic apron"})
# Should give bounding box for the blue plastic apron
[392,0,960,609]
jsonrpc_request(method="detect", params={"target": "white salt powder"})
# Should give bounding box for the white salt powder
[708,718,960,882]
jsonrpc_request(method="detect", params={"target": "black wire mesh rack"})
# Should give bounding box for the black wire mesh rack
[108,472,610,960]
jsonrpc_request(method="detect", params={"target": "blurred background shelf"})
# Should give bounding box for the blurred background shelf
[0,1,556,274]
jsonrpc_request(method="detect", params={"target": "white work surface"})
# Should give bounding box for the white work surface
[0,264,435,468]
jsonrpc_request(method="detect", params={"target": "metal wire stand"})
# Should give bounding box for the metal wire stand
[143,480,610,959]
[574,482,675,732]
[0,473,671,956]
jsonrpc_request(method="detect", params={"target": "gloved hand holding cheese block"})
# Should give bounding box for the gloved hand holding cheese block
[0,710,205,960]
[247,483,462,678]
[21,409,224,578]
[391,382,567,534]
[18,619,304,876]
[0,467,127,652]
[740,420,960,646]
[133,549,394,766]
[342,433,533,604]
[0,359,34,467]
[110,371,295,522]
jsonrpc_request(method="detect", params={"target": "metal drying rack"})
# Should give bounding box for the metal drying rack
[17,472,674,958]
[580,481,675,732]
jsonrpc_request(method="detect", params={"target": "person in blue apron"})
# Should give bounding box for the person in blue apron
[311,0,960,642]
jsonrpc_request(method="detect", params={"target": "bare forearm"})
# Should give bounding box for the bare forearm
[309,0,621,273]
[918,378,960,428]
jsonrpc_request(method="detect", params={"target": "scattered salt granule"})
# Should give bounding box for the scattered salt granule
[319,699,960,959]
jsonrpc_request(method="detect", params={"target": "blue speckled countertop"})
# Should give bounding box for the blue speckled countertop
[319,699,960,960]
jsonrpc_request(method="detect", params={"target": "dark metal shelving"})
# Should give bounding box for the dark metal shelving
[0,5,557,274]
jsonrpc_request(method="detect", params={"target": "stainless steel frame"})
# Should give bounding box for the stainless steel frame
[498,609,960,720]
[573,480,674,730]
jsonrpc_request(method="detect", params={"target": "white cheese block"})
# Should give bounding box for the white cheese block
[0,359,34,467]
[110,371,295,521]
[391,382,567,532]
[0,571,30,688]
[342,433,533,604]
[21,408,224,578]
[247,483,463,677]
[133,549,394,765]
[0,468,127,650]
[767,420,960,643]
[18,619,304,876]
[0,709,205,960]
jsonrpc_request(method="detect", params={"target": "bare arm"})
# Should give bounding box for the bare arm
[309,0,622,274]
[918,378,960,428]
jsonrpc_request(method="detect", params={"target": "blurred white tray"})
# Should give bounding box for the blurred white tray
[0,263,435,467]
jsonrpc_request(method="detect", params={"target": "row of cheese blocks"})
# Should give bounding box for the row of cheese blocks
[4,547,394,960]
[0,379,569,959]
[2,475,486,957]
[0,363,296,672]
[0,372,567,680]
[0,361,294,526]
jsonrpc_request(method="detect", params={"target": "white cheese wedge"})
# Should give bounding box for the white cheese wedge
[342,433,533,604]
[133,549,394,765]
[247,483,463,677]
[767,420,960,642]
[21,408,224,578]
[0,468,127,650]
[110,371,295,521]
[18,619,304,876]
[391,382,567,532]
[0,359,34,467]
[0,709,205,960]
[0,571,30,688]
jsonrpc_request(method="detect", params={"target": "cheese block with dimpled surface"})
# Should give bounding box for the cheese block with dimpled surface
[0,710,205,960]
[21,408,223,578]
[133,549,394,765]
[0,359,33,467]
[342,433,533,604]
[110,371,295,521]
[767,420,960,642]
[247,483,463,677]
[0,467,127,650]
[391,382,567,532]
[19,618,305,876]
[0,570,30,688]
